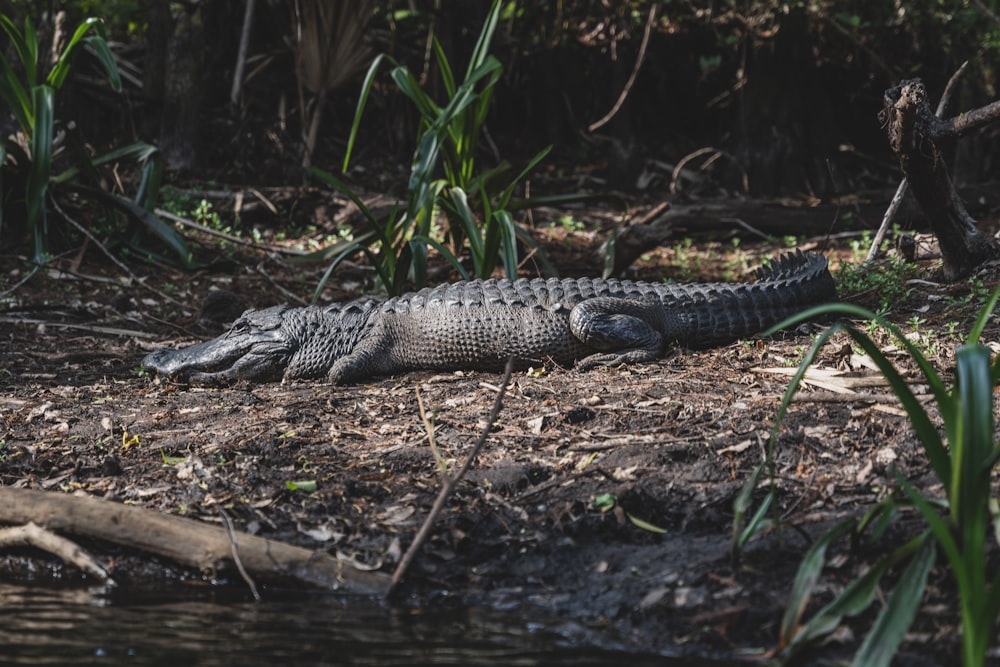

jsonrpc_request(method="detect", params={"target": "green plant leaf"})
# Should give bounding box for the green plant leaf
[965,282,1000,344]
[850,534,934,667]
[431,36,456,98]
[411,233,471,281]
[82,34,122,92]
[343,52,395,172]
[68,184,193,267]
[391,65,441,120]
[286,480,318,493]
[47,18,101,89]
[27,85,53,263]
[626,513,667,534]
[0,50,33,133]
[493,210,518,279]
[778,516,856,647]
[496,145,553,209]
[466,0,502,78]
[0,15,35,88]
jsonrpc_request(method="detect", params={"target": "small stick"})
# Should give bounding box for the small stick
[415,387,448,477]
[219,508,261,601]
[387,358,515,595]
[865,61,968,262]
[588,4,657,133]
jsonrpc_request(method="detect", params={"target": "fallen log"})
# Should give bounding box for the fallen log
[0,487,390,596]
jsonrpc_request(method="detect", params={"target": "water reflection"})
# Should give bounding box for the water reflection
[0,582,683,666]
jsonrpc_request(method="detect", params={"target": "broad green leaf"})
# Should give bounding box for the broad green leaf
[448,187,483,258]
[594,493,616,511]
[286,480,318,493]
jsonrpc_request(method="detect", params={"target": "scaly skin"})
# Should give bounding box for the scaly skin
[143,251,838,385]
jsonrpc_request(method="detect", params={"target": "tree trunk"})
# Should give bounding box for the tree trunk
[883,79,999,280]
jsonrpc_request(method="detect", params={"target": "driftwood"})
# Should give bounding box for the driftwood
[882,79,1000,280]
[0,487,390,595]
[0,522,110,581]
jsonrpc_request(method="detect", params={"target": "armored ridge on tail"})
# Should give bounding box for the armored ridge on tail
[143,251,838,386]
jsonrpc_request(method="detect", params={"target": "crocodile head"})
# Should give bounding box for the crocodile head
[143,305,302,384]
[143,301,381,385]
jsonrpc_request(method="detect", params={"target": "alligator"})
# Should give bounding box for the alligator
[143,251,837,385]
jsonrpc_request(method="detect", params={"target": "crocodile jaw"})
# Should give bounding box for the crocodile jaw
[143,331,292,384]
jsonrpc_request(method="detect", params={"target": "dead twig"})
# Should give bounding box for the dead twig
[50,195,188,308]
[219,508,261,601]
[415,387,449,477]
[155,208,309,257]
[388,358,515,595]
[588,4,657,133]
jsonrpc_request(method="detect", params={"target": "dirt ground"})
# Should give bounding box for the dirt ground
[1,199,999,665]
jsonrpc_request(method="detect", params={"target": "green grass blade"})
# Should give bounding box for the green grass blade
[496,145,553,209]
[447,187,483,259]
[342,53,394,172]
[431,36,456,98]
[27,85,53,263]
[309,166,381,226]
[512,224,556,276]
[47,18,100,89]
[390,65,441,120]
[312,241,364,304]
[845,328,951,485]
[0,52,33,132]
[466,0,502,77]
[895,474,962,582]
[965,282,1000,344]
[850,533,934,667]
[506,192,630,213]
[411,233,470,282]
[494,210,518,279]
[782,530,926,658]
[779,517,857,647]
[0,15,35,88]
[134,148,163,211]
[69,184,192,267]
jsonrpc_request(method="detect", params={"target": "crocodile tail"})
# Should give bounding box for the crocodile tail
[753,249,828,282]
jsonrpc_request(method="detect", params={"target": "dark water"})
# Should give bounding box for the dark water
[0,582,696,666]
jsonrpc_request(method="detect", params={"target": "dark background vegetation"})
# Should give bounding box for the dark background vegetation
[3,0,998,206]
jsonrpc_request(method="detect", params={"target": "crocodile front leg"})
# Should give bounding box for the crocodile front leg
[569,296,666,369]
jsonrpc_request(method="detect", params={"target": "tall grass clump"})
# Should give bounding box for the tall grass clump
[0,15,190,266]
[309,0,616,297]
[733,290,1000,666]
